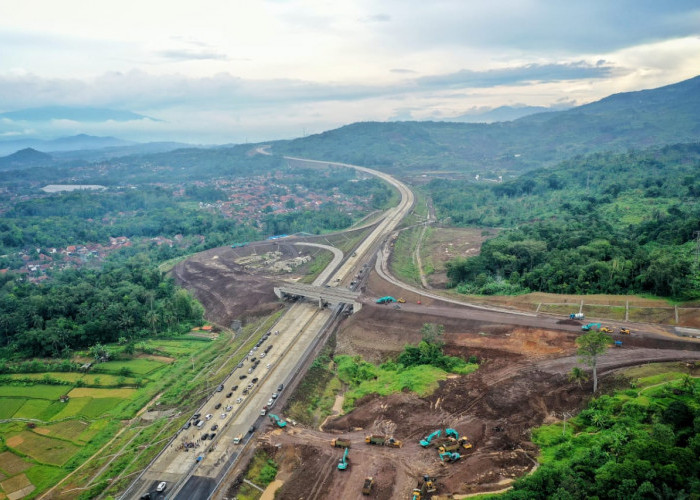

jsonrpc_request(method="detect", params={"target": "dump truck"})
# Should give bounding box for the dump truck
[269,414,287,428]
[338,447,349,470]
[438,437,472,453]
[581,323,601,331]
[331,438,351,448]
[599,326,614,333]
[365,435,403,447]
[362,477,374,495]
[570,313,585,320]
[619,328,631,335]
[376,296,397,304]
[420,430,441,447]
[439,451,461,462]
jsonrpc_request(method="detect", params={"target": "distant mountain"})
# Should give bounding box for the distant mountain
[450,105,563,123]
[0,134,135,156]
[0,148,54,170]
[276,75,700,172]
[0,106,157,122]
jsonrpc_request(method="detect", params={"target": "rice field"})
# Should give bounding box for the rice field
[4,372,138,386]
[0,384,67,400]
[7,431,80,466]
[96,358,166,375]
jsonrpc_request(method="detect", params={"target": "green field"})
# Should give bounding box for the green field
[4,372,138,386]
[0,384,68,400]
[96,358,166,375]
[0,398,26,418]
[14,399,53,419]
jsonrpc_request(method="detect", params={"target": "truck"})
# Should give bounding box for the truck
[364,435,403,447]
[362,477,374,495]
[376,296,397,304]
[233,434,243,444]
[581,323,601,331]
[331,438,351,448]
[570,313,585,320]
[438,437,472,453]
[419,430,441,447]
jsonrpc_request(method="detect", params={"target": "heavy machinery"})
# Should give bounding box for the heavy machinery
[600,326,614,333]
[365,435,403,447]
[269,414,287,428]
[445,428,459,439]
[362,477,374,495]
[581,323,601,331]
[438,437,472,453]
[331,438,351,448]
[421,475,437,494]
[570,313,585,320]
[420,430,441,447]
[619,328,631,335]
[337,447,349,470]
[412,489,422,500]
[376,296,397,304]
[614,341,623,347]
[439,451,461,462]
[398,298,406,303]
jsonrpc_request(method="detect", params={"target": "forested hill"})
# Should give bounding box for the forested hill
[435,142,700,299]
[275,75,700,173]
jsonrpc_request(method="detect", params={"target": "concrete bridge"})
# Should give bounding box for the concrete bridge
[274,283,362,313]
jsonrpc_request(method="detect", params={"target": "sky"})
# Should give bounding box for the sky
[1,0,699,144]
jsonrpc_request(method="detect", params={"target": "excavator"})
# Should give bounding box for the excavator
[419,430,441,447]
[268,414,287,428]
[445,428,459,439]
[337,447,349,470]
[439,451,461,463]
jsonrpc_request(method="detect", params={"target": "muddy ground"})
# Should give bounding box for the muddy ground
[174,241,700,499]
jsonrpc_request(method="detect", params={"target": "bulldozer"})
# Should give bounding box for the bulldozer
[600,326,614,333]
[331,438,351,448]
[362,477,374,495]
[619,327,631,335]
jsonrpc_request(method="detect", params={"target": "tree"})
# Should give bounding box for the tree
[420,323,444,345]
[576,331,612,393]
[568,366,589,389]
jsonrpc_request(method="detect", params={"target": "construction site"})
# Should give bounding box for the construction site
[170,232,700,500]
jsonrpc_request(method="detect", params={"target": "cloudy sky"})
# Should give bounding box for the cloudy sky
[1,0,699,144]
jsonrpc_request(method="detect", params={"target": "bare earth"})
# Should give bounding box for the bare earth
[173,238,700,499]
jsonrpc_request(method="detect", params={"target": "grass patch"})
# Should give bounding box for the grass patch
[7,430,80,466]
[25,464,65,492]
[236,450,278,500]
[37,420,89,443]
[50,397,90,420]
[95,358,166,375]
[0,398,26,418]
[0,384,68,400]
[299,250,334,284]
[390,227,422,285]
[13,399,52,419]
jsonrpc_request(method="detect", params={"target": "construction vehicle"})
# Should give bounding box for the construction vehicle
[331,438,351,448]
[419,474,437,494]
[398,298,406,303]
[619,328,631,335]
[420,430,441,447]
[376,296,397,304]
[581,323,601,331]
[570,313,585,320]
[600,326,614,333]
[233,434,243,444]
[365,435,403,447]
[445,428,459,439]
[362,477,374,495]
[338,447,349,470]
[614,341,623,347]
[439,451,461,462]
[412,489,422,500]
[438,437,472,453]
[269,414,287,428]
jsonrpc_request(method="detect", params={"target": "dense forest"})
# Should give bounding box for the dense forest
[437,143,700,299]
[0,252,203,359]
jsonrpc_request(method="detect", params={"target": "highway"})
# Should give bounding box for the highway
[121,158,415,500]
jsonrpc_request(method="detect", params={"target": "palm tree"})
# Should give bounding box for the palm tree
[568,366,589,388]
